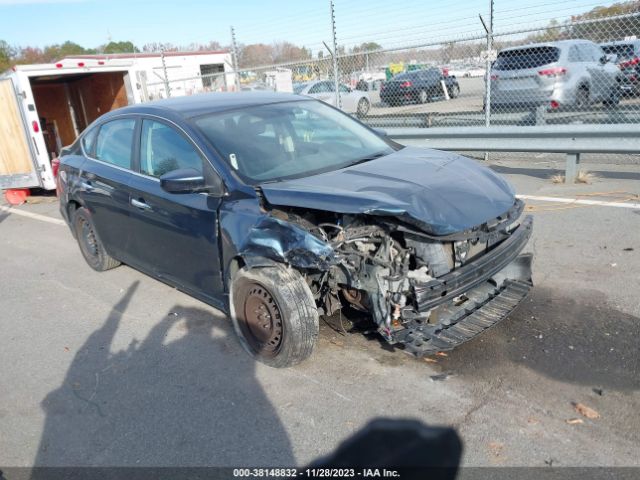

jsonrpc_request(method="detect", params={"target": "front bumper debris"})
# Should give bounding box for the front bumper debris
[395,216,534,356]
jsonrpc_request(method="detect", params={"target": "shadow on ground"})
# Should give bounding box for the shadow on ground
[33,282,294,467]
[438,286,640,393]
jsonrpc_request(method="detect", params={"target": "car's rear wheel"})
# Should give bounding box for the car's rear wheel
[575,86,589,109]
[418,89,429,104]
[230,265,318,368]
[356,97,370,117]
[448,84,460,98]
[73,207,120,271]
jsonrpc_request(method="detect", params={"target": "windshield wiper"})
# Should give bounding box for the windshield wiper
[348,151,388,167]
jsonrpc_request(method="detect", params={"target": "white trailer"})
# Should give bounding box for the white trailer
[0,50,234,191]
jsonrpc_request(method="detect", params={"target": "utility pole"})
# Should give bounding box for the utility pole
[230,26,242,92]
[160,47,171,98]
[480,0,494,128]
[329,0,341,109]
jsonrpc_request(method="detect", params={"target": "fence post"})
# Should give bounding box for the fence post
[160,48,171,98]
[230,26,242,92]
[482,0,494,128]
[329,0,341,109]
[565,153,581,183]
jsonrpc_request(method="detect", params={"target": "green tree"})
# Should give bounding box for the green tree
[102,41,139,54]
[0,40,14,71]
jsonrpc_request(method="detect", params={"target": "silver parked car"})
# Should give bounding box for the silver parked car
[490,40,621,109]
[293,80,371,117]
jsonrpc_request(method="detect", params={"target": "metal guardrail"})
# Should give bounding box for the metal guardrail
[386,125,640,183]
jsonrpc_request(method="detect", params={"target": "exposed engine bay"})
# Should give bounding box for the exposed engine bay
[264,199,533,356]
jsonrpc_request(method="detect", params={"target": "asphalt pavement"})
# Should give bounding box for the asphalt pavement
[0,158,638,470]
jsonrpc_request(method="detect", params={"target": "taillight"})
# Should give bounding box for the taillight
[538,67,567,77]
[550,100,560,109]
[55,63,63,68]
[620,57,639,69]
[77,62,85,67]
[490,74,499,81]
[400,81,412,87]
[32,120,40,133]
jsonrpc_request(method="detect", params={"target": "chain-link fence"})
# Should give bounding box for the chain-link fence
[142,0,640,130]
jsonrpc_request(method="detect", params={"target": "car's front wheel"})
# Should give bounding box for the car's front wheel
[73,207,121,271]
[448,84,460,98]
[356,97,370,117]
[230,265,319,368]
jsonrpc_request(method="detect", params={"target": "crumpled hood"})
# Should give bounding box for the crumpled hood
[259,146,516,235]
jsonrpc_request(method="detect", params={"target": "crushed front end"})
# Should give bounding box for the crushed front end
[275,199,533,356]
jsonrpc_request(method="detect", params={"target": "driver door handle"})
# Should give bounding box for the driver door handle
[131,198,152,211]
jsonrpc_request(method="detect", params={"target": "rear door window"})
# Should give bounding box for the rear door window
[494,47,560,70]
[94,118,136,169]
[139,120,204,177]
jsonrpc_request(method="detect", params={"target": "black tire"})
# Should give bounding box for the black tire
[575,86,589,109]
[356,97,370,117]
[230,265,319,368]
[448,84,460,99]
[603,84,620,107]
[72,207,120,271]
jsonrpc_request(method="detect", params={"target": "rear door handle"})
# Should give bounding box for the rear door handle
[80,181,94,192]
[131,198,152,211]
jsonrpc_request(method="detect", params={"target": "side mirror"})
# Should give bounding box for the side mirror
[600,55,609,65]
[374,128,388,137]
[605,53,617,64]
[160,168,225,196]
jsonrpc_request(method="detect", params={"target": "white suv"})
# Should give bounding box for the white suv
[490,39,621,110]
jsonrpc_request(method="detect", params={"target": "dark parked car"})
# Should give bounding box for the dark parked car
[57,92,532,367]
[601,40,640,96]
[380,68,460,106]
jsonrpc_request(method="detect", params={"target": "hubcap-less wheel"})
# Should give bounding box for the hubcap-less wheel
[78,216,99,263]
[242,283,284,357]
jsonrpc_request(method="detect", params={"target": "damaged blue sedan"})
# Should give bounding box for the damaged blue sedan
[57,92,533,367]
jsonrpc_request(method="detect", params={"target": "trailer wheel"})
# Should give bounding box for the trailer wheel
[230,265,318,368]
[73,207,120,271]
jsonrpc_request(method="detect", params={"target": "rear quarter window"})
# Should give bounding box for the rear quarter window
[94,118,136,169]
[494,47,560,70]
[81,127,98,155]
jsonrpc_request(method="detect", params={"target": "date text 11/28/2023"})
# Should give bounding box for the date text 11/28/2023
[233,468,401,478]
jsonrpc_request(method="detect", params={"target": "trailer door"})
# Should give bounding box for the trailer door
[0,77,41,190]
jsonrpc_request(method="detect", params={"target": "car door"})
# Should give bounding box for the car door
[79,117,138,264]
[339,84,356,112]
[584,45,606,99]
[125,117,224,300]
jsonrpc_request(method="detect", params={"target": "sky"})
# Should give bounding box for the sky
[0,0,619,54]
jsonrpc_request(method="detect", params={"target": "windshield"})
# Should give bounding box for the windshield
[494,46,560,71]
[193,100,396,183]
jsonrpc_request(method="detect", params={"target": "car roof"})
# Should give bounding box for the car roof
[105,91,309,119]
[499,39,594,53]
[600,40,640,47]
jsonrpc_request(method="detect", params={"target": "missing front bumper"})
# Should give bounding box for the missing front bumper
[393,216,534,356]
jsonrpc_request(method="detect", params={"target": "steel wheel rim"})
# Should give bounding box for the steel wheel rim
[241,283,284,357]
[79,217,99,261]
[420,90,428,103]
